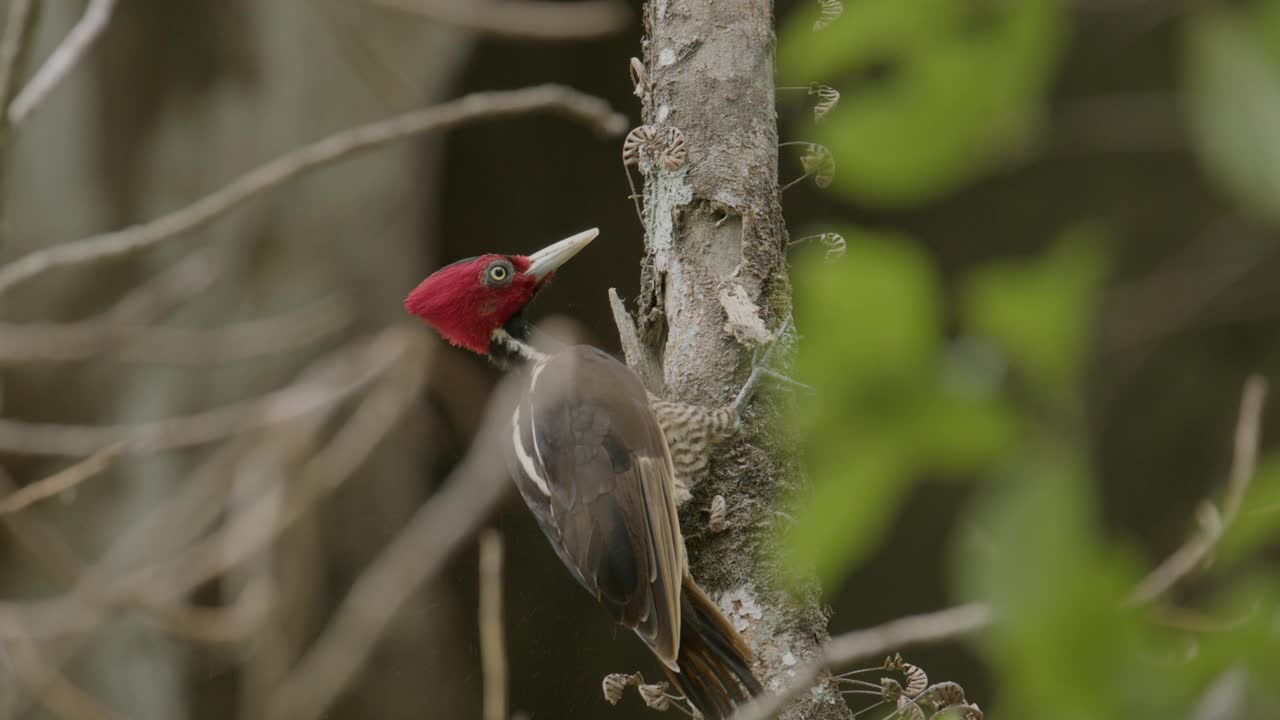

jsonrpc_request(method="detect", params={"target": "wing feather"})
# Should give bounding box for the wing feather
[513,346,686,667]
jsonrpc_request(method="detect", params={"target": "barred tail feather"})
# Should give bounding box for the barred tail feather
[663,576,762,719]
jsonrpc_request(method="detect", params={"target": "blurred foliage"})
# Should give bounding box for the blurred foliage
[1218,455,1280,566]
[789,223,1280,718]
[1177,3,1280,226]
[781,1,1280,716]
[960,445,1154,720]
[787,229,1020,583]
[777,0,1067,207]
[786,224,1100,591]
[1185,5,1280,225]
[960,225,1106,408]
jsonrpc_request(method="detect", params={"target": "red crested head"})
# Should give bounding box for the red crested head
[404,228,598,355]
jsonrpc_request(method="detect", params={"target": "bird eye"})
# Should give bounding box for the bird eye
[485,261,513,287]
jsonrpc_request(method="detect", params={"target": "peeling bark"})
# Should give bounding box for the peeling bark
[636,1,854,718]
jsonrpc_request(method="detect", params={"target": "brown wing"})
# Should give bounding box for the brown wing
[511,345,685,667]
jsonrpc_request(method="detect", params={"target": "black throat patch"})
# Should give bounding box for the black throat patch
[489,313,534,369]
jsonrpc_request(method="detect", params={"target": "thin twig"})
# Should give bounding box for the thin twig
[0,466,84,583]
[728,604,993,720]
[0,443,126,515]
[0,296,353,365]
[161,370,420,601]
[0,0,37,122]
[102,335,428,611]
[221,437,286,658]
[0,0,38,187]
[99,245,225,324]
[1221,375,1267,523]
[1103,217,1268,354]
[0,328,414,456]
[314,0,419,110]
[0,624,119,720]
[0,439,259,716]
[7,0,118,124]
[1129,375,1268,605]
[373,0,630,42]
[0,362,412,639]
[0,441,294,635]
[0,84,628,296]
[150,575,273,645]
[262,372,530,720]
[479,530,508,720]
[0,455,269,648]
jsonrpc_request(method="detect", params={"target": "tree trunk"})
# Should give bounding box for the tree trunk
[636,1,854,718]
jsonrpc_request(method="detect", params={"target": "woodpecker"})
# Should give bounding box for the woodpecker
[404,228,763,718]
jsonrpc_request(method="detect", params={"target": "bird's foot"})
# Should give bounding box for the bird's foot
[732,365,812,414]
[731,316,812,416]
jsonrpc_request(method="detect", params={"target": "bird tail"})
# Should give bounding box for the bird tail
[663,576,763,719]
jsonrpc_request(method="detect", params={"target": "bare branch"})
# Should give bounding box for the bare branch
[0,467,84,583]
[0,0,37,122]
[0,296,352,365]
[150,352,427,602]
[1130,374,1268,605]
[314,0,420,110]
[150,574,273,646]
[0,435,269,717]
[479,530,508,720]
[262,373,526,720]
[0,455,270,649]
[373,0,630,42]
[0,624,119,720]
[99,245,225,324]
[1221,375,1267,524]
[0,0,37,180]
[0,340,419,645]
[95,439,256,580]
[0,84,628,296]
[0,443,125,515]
[0,328,414,456]
[7,0,118,124]
[0,344,419,643]
[728,604,994,720]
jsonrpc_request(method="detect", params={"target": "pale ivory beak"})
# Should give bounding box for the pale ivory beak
[525,228,599,281]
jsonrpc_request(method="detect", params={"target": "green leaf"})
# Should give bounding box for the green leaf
[778,0,1067,207]
[912,383,1020,474]
[1164,575,1280,712]
[788,230,942,587]
[793,228,941,403]
[785,437,913,588]
[961,225,1108,403]
[956,439,1280,718]
[788,230,1027,589]
[1185,8,1280,224]
[956,446,1160,720]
